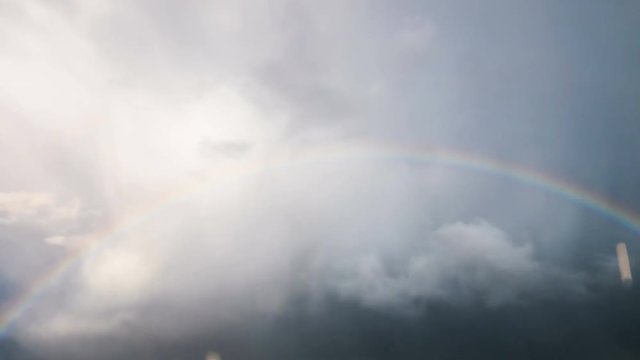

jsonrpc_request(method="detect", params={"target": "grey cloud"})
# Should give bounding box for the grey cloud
[314,220,583,311]
[1,0,639,359]
[0,191,99,304]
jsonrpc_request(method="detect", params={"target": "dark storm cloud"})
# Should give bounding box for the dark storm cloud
[1,0,640,359]
[20,288,640,360]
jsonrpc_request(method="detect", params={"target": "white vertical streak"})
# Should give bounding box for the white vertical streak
[616,242,632,285]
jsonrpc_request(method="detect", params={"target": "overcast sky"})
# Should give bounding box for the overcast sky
[1,0,640,359]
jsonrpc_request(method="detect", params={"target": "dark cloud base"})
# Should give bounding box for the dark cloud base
[214,288,640,360]
[0,339,34,360]
[6,286,640,360]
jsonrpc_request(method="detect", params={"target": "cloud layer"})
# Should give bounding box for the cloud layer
[1,0,639,359]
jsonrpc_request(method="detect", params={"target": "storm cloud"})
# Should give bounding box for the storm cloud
[1,0,640,359]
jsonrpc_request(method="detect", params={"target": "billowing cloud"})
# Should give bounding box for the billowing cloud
[325,220,582,310]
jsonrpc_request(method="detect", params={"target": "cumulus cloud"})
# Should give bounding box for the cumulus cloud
[326,220,581,310]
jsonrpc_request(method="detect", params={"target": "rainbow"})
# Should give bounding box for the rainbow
[1,143,638,337]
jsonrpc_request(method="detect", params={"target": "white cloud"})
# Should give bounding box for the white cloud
[0,192,81,225]
[82,248,155,304]
[317,220,582,310]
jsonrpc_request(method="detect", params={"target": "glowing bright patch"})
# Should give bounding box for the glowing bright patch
[616,242,633,286]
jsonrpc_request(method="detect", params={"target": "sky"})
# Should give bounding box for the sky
[0,0,640,359]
